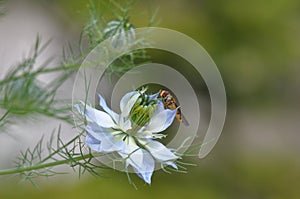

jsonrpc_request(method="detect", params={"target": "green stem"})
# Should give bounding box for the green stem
[0,153,95,176]
[0,110,9,122]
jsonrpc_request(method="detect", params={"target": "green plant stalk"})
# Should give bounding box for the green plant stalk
[0,110,10,122]
[0,153,95,176]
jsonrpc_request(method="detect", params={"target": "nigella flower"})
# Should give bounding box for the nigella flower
[75,89,180,184]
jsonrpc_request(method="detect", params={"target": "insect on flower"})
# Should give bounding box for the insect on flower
[159,90,189,126]
[75,88,180,184]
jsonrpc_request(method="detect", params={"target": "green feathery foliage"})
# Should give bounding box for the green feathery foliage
[0,0,157,187]
[0,37,76,129]
[82,0,150,77]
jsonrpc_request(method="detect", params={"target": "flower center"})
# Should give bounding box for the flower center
[129,93,157,128]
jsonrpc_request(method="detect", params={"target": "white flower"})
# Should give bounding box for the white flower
[75,90,179,184]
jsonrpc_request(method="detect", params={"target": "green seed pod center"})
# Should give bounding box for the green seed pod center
[129,94,157,127]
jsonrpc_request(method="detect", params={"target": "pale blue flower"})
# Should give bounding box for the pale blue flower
[76,90,179,184]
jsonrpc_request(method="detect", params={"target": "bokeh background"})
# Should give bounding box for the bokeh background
[0,0,300,198]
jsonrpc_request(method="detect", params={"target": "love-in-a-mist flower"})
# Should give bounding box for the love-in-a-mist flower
[75,89,180,184]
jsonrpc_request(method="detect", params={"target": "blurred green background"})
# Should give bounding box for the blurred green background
[1,0,300,198]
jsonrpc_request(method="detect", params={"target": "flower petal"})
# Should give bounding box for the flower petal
[98,94,119,123]
[85,133,101,150]
[118,136,139,161]
[148,91,160,101]
[165,161,178,170]
[131,149,154,184]
[118,116,132,132]
[152,100,165,117]
[85,122,110,133]
[143,140,179,162]
[120,91,140,118]
[85,126,125,153]
[119,91,137,113]
[144,108,177,133]
[76,103,117,128]
[117,137,155,184]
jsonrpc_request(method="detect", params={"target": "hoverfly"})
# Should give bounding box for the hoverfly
[159,90,189,126]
